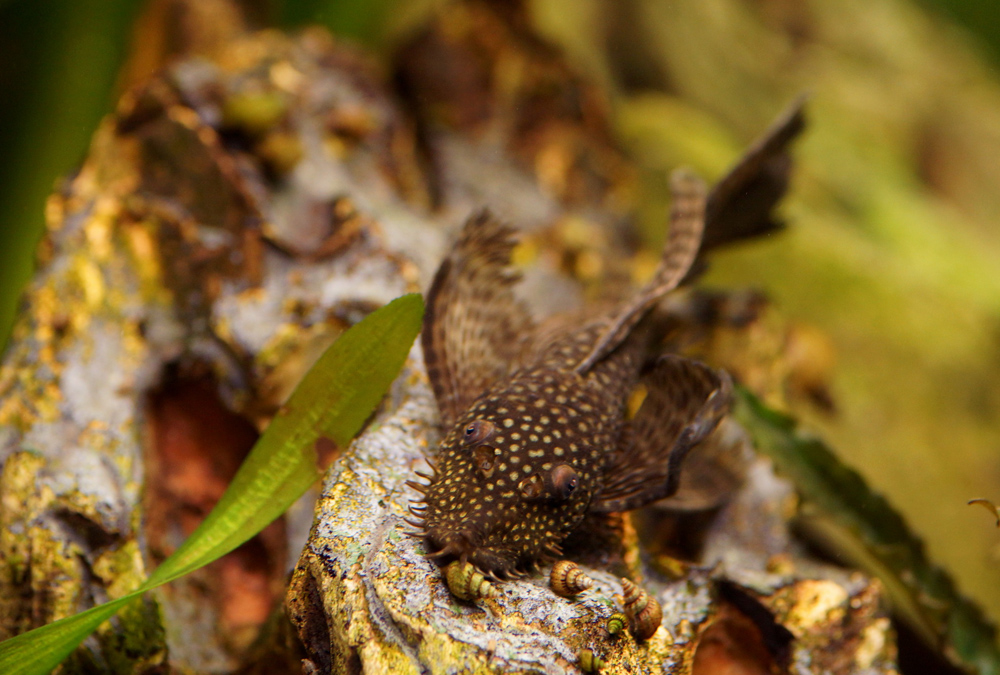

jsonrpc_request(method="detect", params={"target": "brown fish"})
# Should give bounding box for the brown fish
[407,100,805,579]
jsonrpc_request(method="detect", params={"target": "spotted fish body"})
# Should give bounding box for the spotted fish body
[422,323,639,572]
[409,100,805,579]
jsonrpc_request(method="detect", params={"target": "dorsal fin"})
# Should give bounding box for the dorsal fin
[422,211,535,427]
[575,96,807,375]
[701,95,806,253]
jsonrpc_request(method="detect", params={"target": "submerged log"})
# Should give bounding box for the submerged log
[0,23,429,674]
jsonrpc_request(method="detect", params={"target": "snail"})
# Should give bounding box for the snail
[621,577,662,641]
[578,648,604,673]
[550,560,594,597]
[445,560,499,601]
[606,612,628,637]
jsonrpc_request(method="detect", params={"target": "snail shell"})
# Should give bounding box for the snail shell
[578,649,604,673]
[606,612,627,637]
[445,561,499,601]
[550,560,593,597]
[621,577,662,641]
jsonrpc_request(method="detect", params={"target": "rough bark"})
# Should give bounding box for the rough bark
[0,24,431,674]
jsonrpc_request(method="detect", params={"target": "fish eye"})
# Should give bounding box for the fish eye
[550,465,579,500]
[519,465,580,501]
[462,420,495,445]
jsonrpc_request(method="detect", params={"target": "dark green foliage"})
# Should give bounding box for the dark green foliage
[0,0,145,350]
[736,387,1000,675]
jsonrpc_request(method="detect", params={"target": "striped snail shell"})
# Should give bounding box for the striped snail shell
[606,612,628,637]
[445,561,499,601]
[578,648,605,673]
[621,577,663,641]
[550,560,593,597]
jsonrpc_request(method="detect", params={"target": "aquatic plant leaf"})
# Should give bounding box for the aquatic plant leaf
[0,293,424,675]
[735,387,1000,675]
[0,0,144,349]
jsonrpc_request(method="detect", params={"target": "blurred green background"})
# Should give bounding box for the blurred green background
[1,0,999,644]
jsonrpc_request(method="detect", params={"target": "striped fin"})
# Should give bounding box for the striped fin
[422,211,535,427]
[575,171,706,374]
[590,355,732,513]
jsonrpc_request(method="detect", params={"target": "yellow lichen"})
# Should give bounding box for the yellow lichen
[123,220,162,287]
[86,200,116,262]
[784,580,849,635]
[855,617,891,669]
[120,318,147,365]
[37,382,63,422]
[92,540,148,600]
[76,423,115,456]
[0,451,46,519]
[0,394,34,430]
[75,258,106,312]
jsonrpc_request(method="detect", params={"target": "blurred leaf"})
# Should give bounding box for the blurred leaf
[919,0,1000,68]
[0,293,424,675]
[0,0,144,351]
[278,0,398,47]
[736,387,1000,675]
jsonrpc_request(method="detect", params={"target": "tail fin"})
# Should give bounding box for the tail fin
[701,95,807,252]
[576,171,707,374]
[575,96,806,375]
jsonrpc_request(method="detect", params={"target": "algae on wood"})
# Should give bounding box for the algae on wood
[0,23,434,673]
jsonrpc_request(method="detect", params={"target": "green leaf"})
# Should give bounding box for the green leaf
[735,387,1000,675]
[0,292,424,675]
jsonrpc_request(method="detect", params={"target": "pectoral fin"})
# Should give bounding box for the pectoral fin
[590,355,732,513]
[654,417,751,512]
[576,172,707,374]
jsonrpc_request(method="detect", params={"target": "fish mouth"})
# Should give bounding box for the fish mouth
[424,526,523,579]
[467,546,523,579]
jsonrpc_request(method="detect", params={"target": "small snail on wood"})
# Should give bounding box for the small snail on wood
[606,612,628,637]
[445,561,499,601]
[550,560,593,597]
[621,577,662,641]
[578,648,604,673]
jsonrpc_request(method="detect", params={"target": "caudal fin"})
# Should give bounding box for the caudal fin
[701,95,807,253]
[576,171,707,374]
[575,97,807,374]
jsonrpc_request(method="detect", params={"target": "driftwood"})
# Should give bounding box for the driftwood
[0,3,895,673]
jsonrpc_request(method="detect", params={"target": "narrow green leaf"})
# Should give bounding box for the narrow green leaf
[147,291,423,584]
[0,598,136,675]
[0,293,424,674]
[735,387,1000,675]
